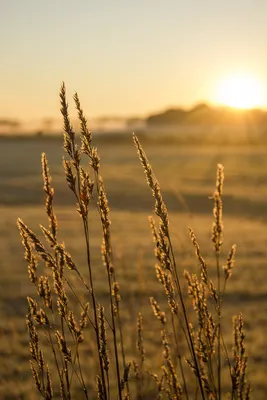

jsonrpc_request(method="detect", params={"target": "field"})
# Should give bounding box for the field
[0,133,267,398]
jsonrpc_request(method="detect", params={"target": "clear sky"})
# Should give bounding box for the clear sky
[1,0,267,121]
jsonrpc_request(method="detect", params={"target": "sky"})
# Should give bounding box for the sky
[1,0,267,123]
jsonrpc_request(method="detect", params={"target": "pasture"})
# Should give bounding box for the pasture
[0,133,267,398]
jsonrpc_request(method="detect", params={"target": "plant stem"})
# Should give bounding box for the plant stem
[168,236,206,400]
[171,314,189,400]
[83,219,108,400]
[216,251,221,400]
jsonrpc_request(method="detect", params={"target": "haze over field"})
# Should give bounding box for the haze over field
[1,1,267,130]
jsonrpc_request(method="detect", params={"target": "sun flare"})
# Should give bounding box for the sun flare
[214,73,264,109]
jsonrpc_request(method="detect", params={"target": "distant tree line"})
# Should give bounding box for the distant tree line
[0,119,21,132]
[145,103,267,127]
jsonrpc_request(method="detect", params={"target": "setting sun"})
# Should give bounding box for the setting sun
[214,73,264,109]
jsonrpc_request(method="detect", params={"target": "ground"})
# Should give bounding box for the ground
[0,132,266,398]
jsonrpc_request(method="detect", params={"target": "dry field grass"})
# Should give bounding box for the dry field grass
[0,134,267,398]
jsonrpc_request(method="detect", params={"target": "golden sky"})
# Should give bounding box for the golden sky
[1,1,267,122]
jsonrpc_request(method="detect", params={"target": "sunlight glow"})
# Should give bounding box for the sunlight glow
[214,73,264,109]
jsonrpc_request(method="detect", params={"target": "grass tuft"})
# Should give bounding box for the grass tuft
[17,84,252,399]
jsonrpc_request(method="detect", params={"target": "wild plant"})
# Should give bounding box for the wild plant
[18,84,250,399]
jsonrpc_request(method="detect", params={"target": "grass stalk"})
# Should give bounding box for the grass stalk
[18,85,252,400]
[216,251,221,400]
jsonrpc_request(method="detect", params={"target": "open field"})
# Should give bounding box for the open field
[0,134,267,398]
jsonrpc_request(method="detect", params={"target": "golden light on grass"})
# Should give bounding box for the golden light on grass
[16,84,253,400]
[214,73,264,109]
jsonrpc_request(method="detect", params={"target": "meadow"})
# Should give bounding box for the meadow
[0,129,267,399]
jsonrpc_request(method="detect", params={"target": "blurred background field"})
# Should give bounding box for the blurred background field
[0,132,267,398]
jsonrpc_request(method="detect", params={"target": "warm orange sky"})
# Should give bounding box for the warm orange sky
[1,1,267,122]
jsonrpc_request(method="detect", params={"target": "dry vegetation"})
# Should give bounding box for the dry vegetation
[1,85,267,399]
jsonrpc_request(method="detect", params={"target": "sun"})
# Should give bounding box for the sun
[214,73,264,109]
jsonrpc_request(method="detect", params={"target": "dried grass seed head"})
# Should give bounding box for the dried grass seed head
[38,276,52,309]
[223,244,237,281]
[60,83,76,158]
[150,297,166,325]
[137,312,145,362]
[98,305,109,372]
[212,164,224,252]
[55,330,72,362]
[189,227,208,284]
[133,134,169,230]
[41,153,57,239]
